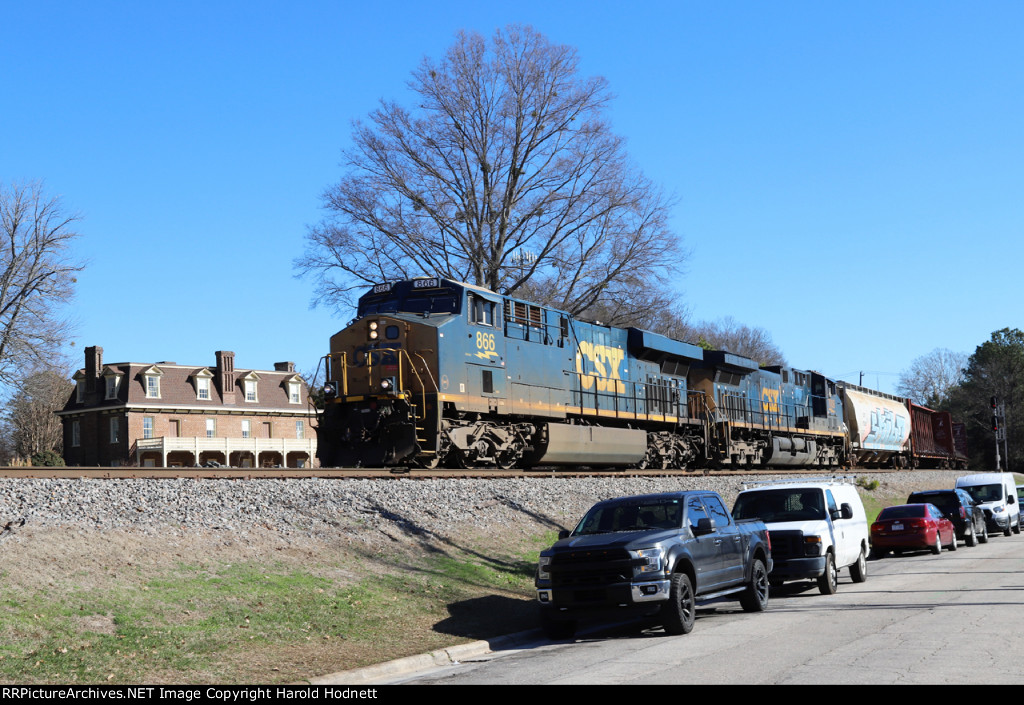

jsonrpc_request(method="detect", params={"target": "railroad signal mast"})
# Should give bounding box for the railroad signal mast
[992,396,1007,471]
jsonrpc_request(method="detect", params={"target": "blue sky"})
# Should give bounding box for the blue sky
[4,1,1022,394]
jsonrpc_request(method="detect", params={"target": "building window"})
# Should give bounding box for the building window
[197,377,210,400]
[109,417,119,443]
[206,418,216,438]
[146,375,160,398]
[296,421,304,439]
[71,420,81,447]
[143,416,154,439]
[76,380,85,403]
[241,420,251,439]
[105,376,119,400]
[289,381,301,404]
[244,380,257,402]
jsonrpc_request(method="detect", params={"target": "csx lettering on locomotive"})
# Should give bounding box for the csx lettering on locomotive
[575,341,626,394]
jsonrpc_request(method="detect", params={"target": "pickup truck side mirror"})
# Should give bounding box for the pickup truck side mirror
[692,517,717,536]
[558,529,571,540]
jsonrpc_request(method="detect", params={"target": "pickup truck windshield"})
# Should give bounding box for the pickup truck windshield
[733,489,826,522]
[574,500,682,534]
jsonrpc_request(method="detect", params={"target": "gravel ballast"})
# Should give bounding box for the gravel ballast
[0,470,969,546]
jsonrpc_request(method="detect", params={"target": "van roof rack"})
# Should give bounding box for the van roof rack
[741,475,857,491]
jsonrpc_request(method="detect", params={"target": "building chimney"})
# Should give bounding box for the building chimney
[85,346,103,393]
[216,350,236,403]
[274,362,295,372]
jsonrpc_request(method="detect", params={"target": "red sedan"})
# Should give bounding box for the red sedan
[870,503,957,557]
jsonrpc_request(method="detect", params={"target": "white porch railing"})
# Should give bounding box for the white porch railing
[134,436,318,467]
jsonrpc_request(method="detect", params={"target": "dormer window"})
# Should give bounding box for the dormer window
[285,375,303,404]
[73,370,86,403]
[240,371,260,402]
[103,367,123,401]
[193,369,214,401]
[142,366,163,399]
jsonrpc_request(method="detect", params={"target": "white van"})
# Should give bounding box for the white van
[732,478,869,595]
[955,473,1021,537]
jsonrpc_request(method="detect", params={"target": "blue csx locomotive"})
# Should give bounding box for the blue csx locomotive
[315,277,941,470]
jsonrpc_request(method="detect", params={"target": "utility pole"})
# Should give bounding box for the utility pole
[992,396,1006,471]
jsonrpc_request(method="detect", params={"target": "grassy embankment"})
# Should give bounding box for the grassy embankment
[0,530,556,685]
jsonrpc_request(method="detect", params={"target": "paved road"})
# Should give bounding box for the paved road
[394,533,1024,684]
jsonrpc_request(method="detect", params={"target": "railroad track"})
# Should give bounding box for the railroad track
[0,465,892,480]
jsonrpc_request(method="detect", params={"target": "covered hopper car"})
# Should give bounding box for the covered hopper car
[314,278,966,470]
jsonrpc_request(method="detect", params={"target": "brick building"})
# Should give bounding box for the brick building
[58,347,318,468]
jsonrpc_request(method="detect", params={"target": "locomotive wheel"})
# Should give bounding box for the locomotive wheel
[636,444,662,471]
[495,439,524,470]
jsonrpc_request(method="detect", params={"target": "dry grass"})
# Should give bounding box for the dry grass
[0,524,546,684]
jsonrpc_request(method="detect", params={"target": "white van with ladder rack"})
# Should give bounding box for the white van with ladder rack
[731,477,869,594]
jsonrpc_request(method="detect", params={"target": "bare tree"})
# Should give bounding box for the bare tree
[297,24,685,324]
[897,347,967,407]
[3,366,71,463]
[0,181,84,383]
[684,317,787,367]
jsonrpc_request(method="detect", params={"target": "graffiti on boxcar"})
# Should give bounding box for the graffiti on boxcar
[864,407,908,448]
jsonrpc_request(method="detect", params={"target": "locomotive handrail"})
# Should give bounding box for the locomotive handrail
[362,348,437,454]
[565,370,709,425]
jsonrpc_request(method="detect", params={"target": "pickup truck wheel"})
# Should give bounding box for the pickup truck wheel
[739,558,769,612]
[662,573,696,635]
[540,611,576,640]
[817,552,838,595]
[979,523,989,543]
[850,547,867,583]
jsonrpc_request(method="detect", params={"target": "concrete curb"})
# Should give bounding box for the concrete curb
[303,629,542,685]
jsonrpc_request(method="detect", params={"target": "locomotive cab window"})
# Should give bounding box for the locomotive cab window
[469,294,496,326]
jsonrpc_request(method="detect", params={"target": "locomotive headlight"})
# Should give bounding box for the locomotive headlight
[368,320,380,340]
[323,383,336,399]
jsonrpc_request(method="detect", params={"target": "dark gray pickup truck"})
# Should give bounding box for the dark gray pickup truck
[535,490,772,639]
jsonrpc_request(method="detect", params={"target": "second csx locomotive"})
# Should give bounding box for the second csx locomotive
[315,277,966,470]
